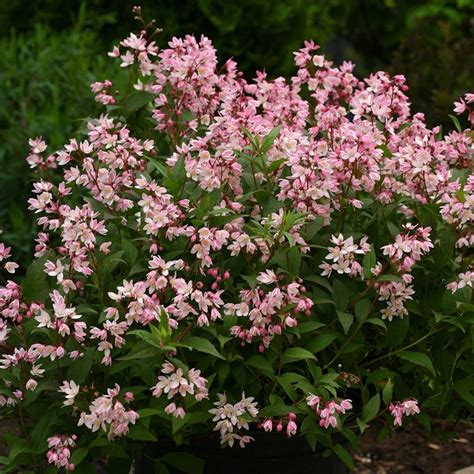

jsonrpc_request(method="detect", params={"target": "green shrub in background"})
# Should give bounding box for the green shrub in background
[0,0,472,266]
[393,13,474,128]
[0,10,122,265]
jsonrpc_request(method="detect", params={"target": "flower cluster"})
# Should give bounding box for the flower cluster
[0,281,26,343]
[259,412,298,438]
[0,13,472,470]
[454,92,474,126]
[227,275,313,350]
[381,225,433,273]
[209,393,259,447]
[320,234,370,278]
[46,435,77,471]
[0,241,18,274]
[389,400,420,426]
[306,394,352,429]
[78,384,139,440]
[151,361,208,418]
[59,380,80,406]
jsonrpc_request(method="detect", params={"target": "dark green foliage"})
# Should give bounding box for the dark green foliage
[0,9,122,265]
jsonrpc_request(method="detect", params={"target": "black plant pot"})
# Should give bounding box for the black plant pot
[135,431,350,474]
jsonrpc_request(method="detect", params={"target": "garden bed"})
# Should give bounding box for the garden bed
[355,422,474,473]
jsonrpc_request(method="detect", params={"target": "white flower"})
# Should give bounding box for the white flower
[256,270,278,285]
[59,380,80,406]
[4,262,19,274]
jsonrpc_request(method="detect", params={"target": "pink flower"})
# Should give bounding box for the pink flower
[46,435,77,470]
[390,399,420,426]
[262,419,273,432]
[256,270,278,285]
[286,420,297,437]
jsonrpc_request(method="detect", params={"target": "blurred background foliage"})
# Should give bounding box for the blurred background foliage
[0,0,473,266]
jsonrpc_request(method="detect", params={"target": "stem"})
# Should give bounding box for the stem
[361,326,441,368]
[324,295,378,369]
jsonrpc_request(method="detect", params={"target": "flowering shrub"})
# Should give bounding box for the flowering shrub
[0,7,473,473]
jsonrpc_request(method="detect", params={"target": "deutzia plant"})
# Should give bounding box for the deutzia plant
[1,7,473,473]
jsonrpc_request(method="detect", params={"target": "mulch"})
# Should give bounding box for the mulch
[355,421,474,473]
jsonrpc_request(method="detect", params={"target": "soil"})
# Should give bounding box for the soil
[355,421,474,473]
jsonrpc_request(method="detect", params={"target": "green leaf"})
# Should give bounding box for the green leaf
[138,408,162,418]
[153,461,171,474]
[21,254,50,302]
[127,423,157,441]
[67,347,95,384]
[356,417,369,434]
[124,91,155,112]
[362,248,376,279]
[70,447,89,466]
[397,351,435,375]
[355,298,371,322]
[297,321,326,333]
[281,347,317,364]
[332,279,349,310]
[277,375,297,401]
[267,158,287,173]
[269,246,301,275]
[337,311,354,334]
[122,237,138,265]
[306,333,339,353]
[30,411,59,449]
[304,275,333,293]
[259,404,296,417]
[172,413,191,434]
[453,378,474,406]
[387,222,399,238]
[362,394,380,422]
[333,444,355,470]
[118,346,161,361]
[449,114,462,132]
[246,355,274,374]
[378,274,404,283]
[218,363,230,386]
[8,438,29,462]
[241,274,258,289]
[260,126,281,153]
[383,379,393,405]
[161,452,204,474]
[148,156,170,177]
[128,329,162,349]
[183,336,225,360]
[365,317,387,330]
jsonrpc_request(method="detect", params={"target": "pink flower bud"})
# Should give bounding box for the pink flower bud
[263,419,273,431]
